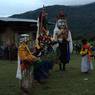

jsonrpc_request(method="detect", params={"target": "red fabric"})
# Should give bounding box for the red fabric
[39,10,47,33]
[83,44,90,50]
[21,63,29,71]
[82,43,91,62]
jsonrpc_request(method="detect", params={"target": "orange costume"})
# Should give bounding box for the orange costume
[18,42,37,71]
[16,34,38,93]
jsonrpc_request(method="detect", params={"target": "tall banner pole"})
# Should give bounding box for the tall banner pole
[35,18,40,48]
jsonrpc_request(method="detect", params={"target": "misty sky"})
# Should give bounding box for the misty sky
[0,0,95,17]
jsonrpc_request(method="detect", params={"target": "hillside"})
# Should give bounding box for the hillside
[10,2,95,39]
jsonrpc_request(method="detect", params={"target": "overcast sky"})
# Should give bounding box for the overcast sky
[0,0,95,17]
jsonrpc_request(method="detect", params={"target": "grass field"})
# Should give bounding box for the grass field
[0,54,95,95]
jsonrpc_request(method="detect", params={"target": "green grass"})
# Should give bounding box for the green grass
[0,60,19,95]
[0,55,95,95]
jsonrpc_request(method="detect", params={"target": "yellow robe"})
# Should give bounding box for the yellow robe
[18,42,37,70]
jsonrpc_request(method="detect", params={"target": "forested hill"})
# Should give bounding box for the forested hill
[10,2,95,39]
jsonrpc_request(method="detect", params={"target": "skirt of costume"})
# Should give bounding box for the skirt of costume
[33,60,53,82]
[81,55,93,72]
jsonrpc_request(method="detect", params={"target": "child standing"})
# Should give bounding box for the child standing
[80,39,93,73]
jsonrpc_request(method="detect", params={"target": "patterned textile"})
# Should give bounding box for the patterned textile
[80,43,93,72]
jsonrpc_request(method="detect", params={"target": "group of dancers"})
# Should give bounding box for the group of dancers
[16,10,94,94]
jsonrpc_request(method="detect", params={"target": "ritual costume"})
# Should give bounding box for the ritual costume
[80,39,93,73]
[53,11,73,53]
[33,7,53,83]
[16,34,38,93]
[33,60,53,83]
[33,46,53,83]
[53,11,73,71]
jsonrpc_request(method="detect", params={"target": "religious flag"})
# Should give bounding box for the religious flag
[39,6,48,34]
[35,18,40,49]
[35,6,49,48]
